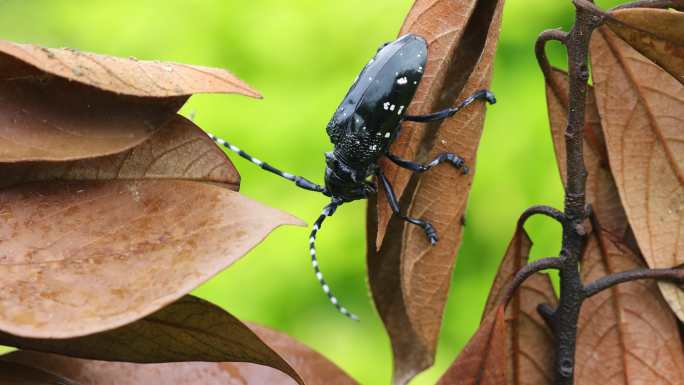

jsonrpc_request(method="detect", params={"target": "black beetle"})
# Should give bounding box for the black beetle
[208,33,495,320]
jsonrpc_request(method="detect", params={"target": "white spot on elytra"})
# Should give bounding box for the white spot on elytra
[397,77,408,85]
[370,144,377,150]
[383,102,390,110]
[397,105,405,115]
[384,132,391,138]
[413,81,418,85]
[418,66,423,72]
[389,104,395,111]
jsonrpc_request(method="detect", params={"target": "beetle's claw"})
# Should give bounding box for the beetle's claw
[424,223,439,245]
[484,90,497,105]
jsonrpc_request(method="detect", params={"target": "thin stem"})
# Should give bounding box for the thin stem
[499,257,563,307]
[535,29,568,79]
[518,205,566,227]
[584,267,684,297]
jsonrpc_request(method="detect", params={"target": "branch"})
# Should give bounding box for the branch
[518,205,566,228]
[535,29,568,79]
[584,267,684,297]
[500,257,563,307]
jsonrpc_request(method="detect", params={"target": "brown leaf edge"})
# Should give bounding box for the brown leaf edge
[0,40,261,98]
[436,306,506,385]
[0,296,305,385]
[0,360,82,385]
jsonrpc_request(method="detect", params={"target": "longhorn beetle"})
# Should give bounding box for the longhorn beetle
[208,33,495,320]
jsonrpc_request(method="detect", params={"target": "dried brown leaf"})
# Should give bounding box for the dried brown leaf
[576,229,684,384]
[0,72,185,162]
[590,27,684,319]
[0,361,81,385]
[483,228,556,385]
[607,8,684,86]
[0,117,301,338]
[0,40,259,163]
[0,115,240,189]
[367,1,504,383]
[0,296,305,385]
[436,306,506,385]
[0,40,261,98]
[546,68,627,235]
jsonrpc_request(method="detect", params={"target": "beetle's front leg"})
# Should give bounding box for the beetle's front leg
[386,152,469,175]
[402,89,496,123]
[377,170,438,245]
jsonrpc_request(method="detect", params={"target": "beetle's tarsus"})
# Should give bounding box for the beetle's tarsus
[387,152,469,175]
[402,88,496,122]
[424,223,439,245]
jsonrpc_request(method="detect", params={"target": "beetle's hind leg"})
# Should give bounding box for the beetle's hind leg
[377,170,438,245]
[402,89,496,123]
[386,152,469,175]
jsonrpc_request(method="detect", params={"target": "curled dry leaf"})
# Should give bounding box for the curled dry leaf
[0,301,360,385]
[0,116,302,338]
[482,227,556,385]
[606,8,684,86]
[436,306,506,385]
[367,1,504,383]
[0,361,81,385]
[0,40,259,162]
[576,229,684,384]
[590,27,684,320]
[0,296,300,385]
[0,40,261,98]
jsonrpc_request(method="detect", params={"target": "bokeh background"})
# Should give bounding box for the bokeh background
[0,0,623,384]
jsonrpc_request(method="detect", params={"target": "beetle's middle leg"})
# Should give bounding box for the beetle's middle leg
[386,152,469,175]
[377,170,438,245]
[402,89,496,123]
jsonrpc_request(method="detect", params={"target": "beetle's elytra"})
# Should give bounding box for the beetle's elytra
[208,33,496,320]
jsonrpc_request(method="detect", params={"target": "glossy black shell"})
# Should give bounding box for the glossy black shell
[326,34,427,173]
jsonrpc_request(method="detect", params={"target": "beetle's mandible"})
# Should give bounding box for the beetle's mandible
[208,33,496,320]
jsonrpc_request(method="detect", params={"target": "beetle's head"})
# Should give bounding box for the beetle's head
[324,152,375,202]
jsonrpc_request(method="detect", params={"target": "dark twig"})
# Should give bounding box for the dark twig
[535,29,568,79]
[584,267,684,297]
[517,205,566,228]
[499,257,563,308]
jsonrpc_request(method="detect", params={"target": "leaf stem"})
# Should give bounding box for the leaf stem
[584,267,684,297]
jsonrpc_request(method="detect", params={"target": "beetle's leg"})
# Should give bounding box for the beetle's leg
[402,89,496,123]
[309,199,359,321]
[377,170,438,245]
[207,132,330,196]
[386,152,469,175]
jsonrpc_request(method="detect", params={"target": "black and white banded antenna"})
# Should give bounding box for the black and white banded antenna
[309,199,358,321]
[206,131,358,321]
[206,132,328,194]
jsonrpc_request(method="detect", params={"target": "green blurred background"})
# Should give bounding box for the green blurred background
[0,0,622,383]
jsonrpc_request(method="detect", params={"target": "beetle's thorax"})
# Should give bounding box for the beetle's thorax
[324,151,375,202]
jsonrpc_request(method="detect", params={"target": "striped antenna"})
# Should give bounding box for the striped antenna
[206,132,328,194]
[310,200,359,321]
